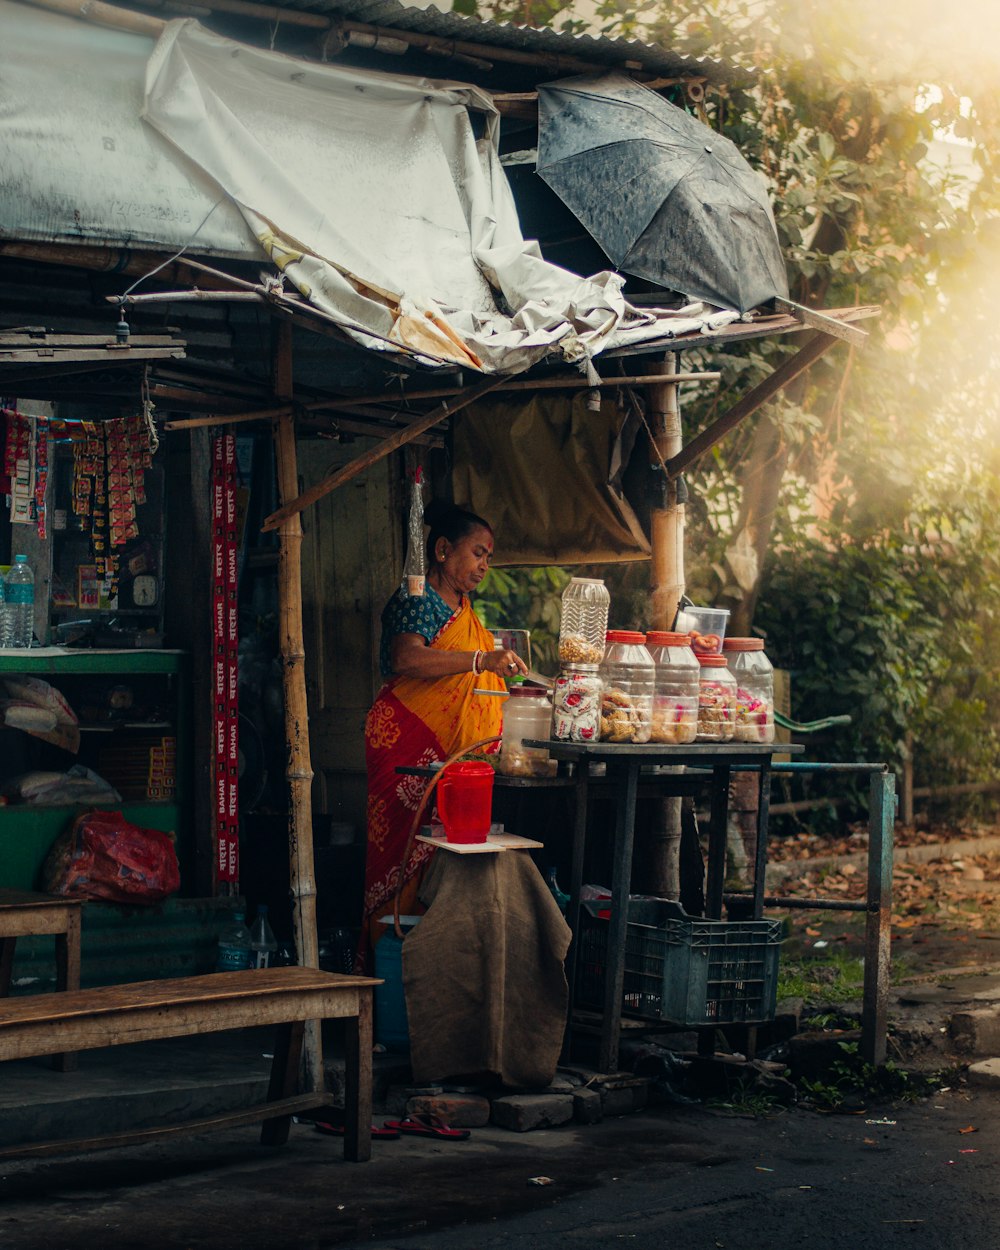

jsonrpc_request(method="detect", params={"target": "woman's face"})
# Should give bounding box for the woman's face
[437,525,494,594]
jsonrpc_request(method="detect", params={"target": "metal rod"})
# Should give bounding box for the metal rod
[724,893,867,913]
[599,760,639,1073]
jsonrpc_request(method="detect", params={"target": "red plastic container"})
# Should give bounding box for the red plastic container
[437,761,494,844]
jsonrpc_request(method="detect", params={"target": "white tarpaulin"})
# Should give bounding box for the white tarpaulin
[1,3,739,374]
[142,22,739,374]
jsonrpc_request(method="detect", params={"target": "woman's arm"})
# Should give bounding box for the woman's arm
[391,632,528,680]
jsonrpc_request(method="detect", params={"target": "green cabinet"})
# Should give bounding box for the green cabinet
[0,648,191,892]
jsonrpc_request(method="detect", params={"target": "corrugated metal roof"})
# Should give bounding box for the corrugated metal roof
[275,0,754,85]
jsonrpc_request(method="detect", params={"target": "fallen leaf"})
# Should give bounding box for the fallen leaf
[806,927,822,937]
[959,1126,978,1135]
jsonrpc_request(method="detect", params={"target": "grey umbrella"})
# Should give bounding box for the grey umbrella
[536,73,789,313]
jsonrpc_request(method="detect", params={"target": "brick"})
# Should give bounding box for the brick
[406,1094,491,1128]
[490,1093,574,1132]
[967,1059,1000,1089]
[600,1081,648,1116]
[950,1010,1000,1056]
[573,1088,603,1125]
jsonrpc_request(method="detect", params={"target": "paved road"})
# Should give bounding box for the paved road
[0,1086,995,1250]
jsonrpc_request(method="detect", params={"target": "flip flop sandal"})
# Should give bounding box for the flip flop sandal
[382,1114,471,1141]
[314,1119,401,1140]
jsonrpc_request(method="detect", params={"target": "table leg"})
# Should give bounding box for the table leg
[563,764,590,1056]
[705,764,731,920]
[0,937,15,998]
[53,909,83,1072]
[260,1020,305,1147]
[343,990,374,1163]
[598,760,639,1073]
[751,765,771,920]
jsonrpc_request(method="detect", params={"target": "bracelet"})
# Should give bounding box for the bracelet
[471,650,483,675]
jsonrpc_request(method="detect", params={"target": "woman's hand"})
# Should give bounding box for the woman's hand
[481,647,528,679]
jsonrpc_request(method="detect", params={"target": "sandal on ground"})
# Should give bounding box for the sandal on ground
[382,1114,471,1141]
[314,1119,400,1140]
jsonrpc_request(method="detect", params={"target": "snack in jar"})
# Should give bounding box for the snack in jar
[599,631,654,744]
[722,637,775,744]
[499,686,558,777]
[552,663,602,743]
[695,653,737,742]
[645,630,699,744]
[558,577,610,666]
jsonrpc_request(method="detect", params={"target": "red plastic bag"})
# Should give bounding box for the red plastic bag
[43,809,180,904]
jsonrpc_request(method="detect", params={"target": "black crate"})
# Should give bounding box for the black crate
[576,898,782,1027]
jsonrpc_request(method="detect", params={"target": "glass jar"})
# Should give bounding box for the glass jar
[696,654,737,742]
[500,687,557,777]
[552,663,602,743]
[599,631,654,744]
[645,630,700,744]
[558,577,610,667]
[723,638,775,744]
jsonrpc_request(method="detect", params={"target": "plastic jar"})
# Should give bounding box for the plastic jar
[675,604,730,655]
[645,630,700,744]
[558,577,610,667]
[723,638,775,744]
[500,686,557,777]
[696,654,737,742]
[599,631,654,743]
[552,663,602,743]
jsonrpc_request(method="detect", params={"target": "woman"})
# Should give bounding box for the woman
[361,503,528,958]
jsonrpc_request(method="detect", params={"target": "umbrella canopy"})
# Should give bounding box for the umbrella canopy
[536,73,789,314]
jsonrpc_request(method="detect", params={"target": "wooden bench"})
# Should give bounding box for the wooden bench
[0,889,83,1072]
[0,966,380,1162]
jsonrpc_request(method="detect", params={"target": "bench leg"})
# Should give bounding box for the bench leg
[53,913,82,1073]
[260,1020,305,1147]
[343,990,373,1163]
[0,937,14,998]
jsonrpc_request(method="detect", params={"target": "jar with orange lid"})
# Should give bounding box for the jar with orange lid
[695,654,737,742]
[723,638,775,744]
[645,630,699,744]
[599,630,654,743]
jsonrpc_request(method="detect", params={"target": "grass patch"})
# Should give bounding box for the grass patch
[778,949,865,1005]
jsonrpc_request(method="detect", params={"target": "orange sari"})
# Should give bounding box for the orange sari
[362,597,503,956]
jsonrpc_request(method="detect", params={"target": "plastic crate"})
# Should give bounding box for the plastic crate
[576,898,782,1027]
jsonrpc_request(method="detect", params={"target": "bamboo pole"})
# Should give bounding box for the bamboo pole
[665,332,839,479]
[162,372,720,431]
[647,356,685,631]
[644,357,685,901]
[260,376,504,532]
[21,0,165,36]
[270,320,323,1093]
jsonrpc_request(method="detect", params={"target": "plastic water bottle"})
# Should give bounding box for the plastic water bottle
[545,866,570,915]
[215,910,253,972]
[250,904,278,969]
[5,556,34,649]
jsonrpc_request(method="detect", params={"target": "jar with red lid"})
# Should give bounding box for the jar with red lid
[645,630,699,744]
[500,686,558,777]
[599,630,654,743]
[722,638,775,744]
[696,654,737,742]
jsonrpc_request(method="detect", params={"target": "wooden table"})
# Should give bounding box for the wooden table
[0,889,83,1072]
[525,739,803,1071]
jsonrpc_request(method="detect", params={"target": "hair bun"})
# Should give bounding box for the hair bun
[422,498,451,528]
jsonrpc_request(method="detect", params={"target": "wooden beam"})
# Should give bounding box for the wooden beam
[775,297,869,347]
[20,0,165,36]
[665,332,841,479]
[270,322,322,1094]
[261,376,504,532]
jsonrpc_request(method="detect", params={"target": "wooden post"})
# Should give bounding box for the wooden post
[645,356,684,900]
[270,321,323,1093]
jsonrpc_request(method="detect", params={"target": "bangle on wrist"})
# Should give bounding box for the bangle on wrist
[472,649,483,675]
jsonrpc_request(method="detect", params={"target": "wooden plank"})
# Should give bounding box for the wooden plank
[0,1093,333,1161]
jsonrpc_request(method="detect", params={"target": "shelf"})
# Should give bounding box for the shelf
[0,648,186,675]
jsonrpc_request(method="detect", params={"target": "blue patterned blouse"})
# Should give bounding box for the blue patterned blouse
[379,584,458,678]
